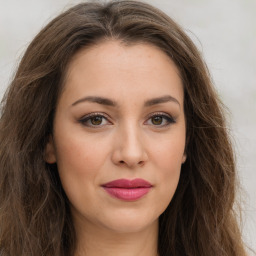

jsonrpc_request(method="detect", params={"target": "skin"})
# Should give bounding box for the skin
[45,40,186,256]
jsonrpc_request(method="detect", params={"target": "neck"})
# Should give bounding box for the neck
[74,218,159,256]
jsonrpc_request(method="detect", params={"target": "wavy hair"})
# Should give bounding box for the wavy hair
[0,1,247,255]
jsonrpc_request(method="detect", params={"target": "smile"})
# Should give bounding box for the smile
[101,178,152,201]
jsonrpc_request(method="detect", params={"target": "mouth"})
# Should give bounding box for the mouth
[101,178,153,201]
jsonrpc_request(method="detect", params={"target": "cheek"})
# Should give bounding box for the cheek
[149,132,185,207]
[154,143,182,187]
[53,130,111,203]
[150,130,185,171]
[55,131,109,175]
[53,132,113,215]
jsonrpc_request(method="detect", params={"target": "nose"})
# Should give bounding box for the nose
[111,124,148,168]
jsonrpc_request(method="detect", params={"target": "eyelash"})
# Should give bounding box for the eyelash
[79,112,176,128]
[145,112,176,127]
[79,112,111,128]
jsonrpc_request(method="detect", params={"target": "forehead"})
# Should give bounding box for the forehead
[67,39,180,76]
[61,40,184,107]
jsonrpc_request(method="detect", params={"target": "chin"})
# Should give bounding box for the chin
[98,210,159,234]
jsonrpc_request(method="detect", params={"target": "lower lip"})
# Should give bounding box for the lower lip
[103,187,152,201]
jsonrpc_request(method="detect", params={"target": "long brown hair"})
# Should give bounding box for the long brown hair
[0,1,247,255]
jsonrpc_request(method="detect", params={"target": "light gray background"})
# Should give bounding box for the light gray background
[0,0,255,253]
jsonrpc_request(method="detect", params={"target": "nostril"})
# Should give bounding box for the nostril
[118,160,144,167]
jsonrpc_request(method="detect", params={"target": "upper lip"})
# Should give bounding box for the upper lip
[102,178,152,188]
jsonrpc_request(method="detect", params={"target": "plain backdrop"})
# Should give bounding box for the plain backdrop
[0,0,255,254]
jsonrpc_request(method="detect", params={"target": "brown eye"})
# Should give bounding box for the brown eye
[151,116,163,125]
[79,113,110,127]
[145,113,176,127]
[90,116,103,125]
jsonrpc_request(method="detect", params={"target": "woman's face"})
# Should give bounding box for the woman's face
[45,40,186,234]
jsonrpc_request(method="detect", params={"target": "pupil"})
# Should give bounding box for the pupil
[91,116,102,125]
[152,116,162,125]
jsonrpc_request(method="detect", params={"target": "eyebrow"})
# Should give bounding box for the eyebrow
[72,96,117,107]
[71,95,180,107]
[144,95,180,107]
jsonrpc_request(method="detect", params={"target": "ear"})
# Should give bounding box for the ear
[44,135,57,164]
[182,153,187,164]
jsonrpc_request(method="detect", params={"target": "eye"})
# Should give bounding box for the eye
[79,113,111,127]
[145,113,176,127]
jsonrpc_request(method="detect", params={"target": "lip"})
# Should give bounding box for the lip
[101,178,152,201]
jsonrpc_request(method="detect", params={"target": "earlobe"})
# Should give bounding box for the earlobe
[182,154,187,164]
[44,135,57,164]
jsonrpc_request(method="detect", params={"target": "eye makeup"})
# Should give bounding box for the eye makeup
[78,111,176,129]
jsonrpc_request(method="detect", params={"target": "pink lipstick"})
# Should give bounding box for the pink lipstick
[102,178,152,201]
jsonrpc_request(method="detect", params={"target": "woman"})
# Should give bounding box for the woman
[0,0,247,255]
